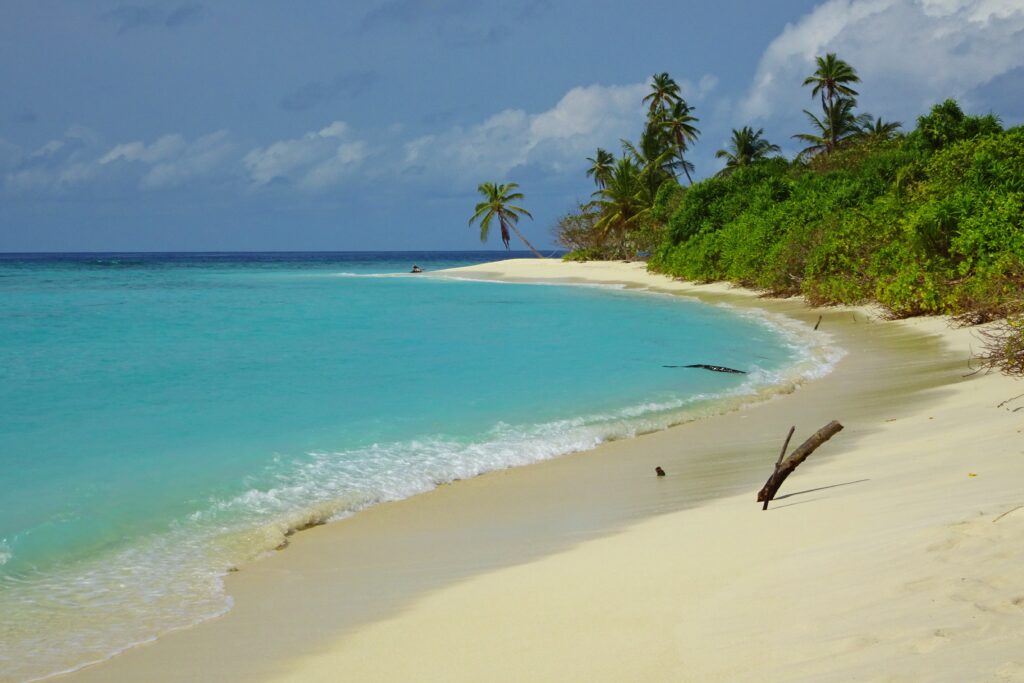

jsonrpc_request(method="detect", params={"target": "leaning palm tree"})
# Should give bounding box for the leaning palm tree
[585,148,615,189]
[468,182,543,258]
[659,99,701,184]
[856,115,903,142]
[715,126,781,176]
[802,53,860,110]
[793,97,871,158]
[642,72,681,115]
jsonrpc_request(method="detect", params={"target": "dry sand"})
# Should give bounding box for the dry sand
[60,260,1024,683]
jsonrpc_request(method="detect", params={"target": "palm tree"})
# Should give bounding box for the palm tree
[659,99,701,184]
[802,53,860,110]
[856,115,903,142]
[793,97,871,158]
[468,182,543,258]
[621,127,675,200]
[585,148,615,189]
[715,126,781,176]
[590,158,652,254]
[642,72,681,115]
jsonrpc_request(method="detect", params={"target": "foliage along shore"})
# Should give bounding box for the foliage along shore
[646,104,1021,322]
[544,59,1022,373]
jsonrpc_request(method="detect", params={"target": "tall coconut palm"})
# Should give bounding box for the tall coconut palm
[642,72,681,115]
[468,182,543,258]
[856,115,903,142]
[793,97,871,158]
[591,158,652,253]
[802,53,860,110]
[714,126,781,176]
[621,127,675,200]
[660,99,701,184]
[585,148,615,189]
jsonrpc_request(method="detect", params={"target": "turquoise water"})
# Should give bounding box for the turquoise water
[0,252,826,681]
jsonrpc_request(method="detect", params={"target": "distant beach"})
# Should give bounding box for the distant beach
[56,259,1024,682]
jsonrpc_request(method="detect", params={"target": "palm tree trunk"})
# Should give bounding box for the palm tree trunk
[679,152,694,185]
[506,221,544,258]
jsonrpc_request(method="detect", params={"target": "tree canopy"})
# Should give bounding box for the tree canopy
[468,182,543,257]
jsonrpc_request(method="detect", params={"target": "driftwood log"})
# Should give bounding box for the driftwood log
[662,364,747,374]
[758,420,844,509]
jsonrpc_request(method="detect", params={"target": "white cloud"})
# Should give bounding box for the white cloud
[5,168,52,194]
[317,121,350,138]
[299,141,369,190]
[2,126,102,194]
[3,127,233,194]
[58,162,99,186]
[742,0,1024,125]
[243,121,368,189]
[100,135,185,165]
[4,75,722,197]
[30,140,66,159]
[404,77,716,181]
[695,75,720,99]
[142,131,232,189]
[96,130,233,189]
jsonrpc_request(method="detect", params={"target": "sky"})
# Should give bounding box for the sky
[1,0,1023,252]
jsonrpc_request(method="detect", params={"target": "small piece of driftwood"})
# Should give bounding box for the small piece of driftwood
[758,420,844,509]
[662,364,747,374]
[775,426,796,468]
[993,505,1023,523]
[813,315,823,331]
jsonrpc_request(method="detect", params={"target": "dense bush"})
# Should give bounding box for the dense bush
[907,99,1003,153]
[650,105,1023,321]
[552,203,601,252]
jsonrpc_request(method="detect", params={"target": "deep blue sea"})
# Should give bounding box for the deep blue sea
[0,251,833,681]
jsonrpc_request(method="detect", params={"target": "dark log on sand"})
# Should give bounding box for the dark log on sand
[662,364,747,374]
[758,420,844,510]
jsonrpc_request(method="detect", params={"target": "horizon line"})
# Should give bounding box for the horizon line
[0,249,560,256]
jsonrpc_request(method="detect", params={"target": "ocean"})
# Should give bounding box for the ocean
[0,252,832,681]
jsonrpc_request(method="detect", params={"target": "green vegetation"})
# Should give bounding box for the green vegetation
[715,127,781,177]
[802,53,861,109]
[468,182,543,258]
[552,72,702,259]
[552,60,1020,315]
[550,58,1022,372]
[650,103,1022,321]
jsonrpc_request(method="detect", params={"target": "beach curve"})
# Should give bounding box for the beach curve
[57,260,1024,683]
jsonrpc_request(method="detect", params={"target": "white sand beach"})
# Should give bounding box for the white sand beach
[61,260,1024,683]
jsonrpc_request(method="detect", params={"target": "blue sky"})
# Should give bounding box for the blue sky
[2,0,1022,252]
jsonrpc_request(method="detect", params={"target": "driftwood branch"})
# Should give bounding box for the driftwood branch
[662,364,747,374]
[996,393,1024,409]
[758,421,844,509]
[775,426,796,467]
[993,505,1024,523]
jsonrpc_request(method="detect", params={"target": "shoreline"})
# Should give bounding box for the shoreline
[58,260,1023,682]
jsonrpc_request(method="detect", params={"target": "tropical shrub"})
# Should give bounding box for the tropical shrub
[650,108,1024,321]
[552,203,604,254]
[908,99,1003,153]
